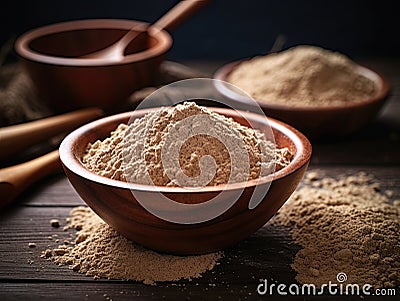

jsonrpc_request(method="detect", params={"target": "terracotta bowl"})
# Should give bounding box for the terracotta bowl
[15,19,172,112]
[214,60,390,139]
[59,107,311,255]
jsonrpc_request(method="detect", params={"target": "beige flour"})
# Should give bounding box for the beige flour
[227,45,377,106]
[82,102,292,186]
[42,207,222,285]
[273,171,400,288]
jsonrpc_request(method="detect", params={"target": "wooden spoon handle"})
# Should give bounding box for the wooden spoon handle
[153,0,211,32]
[0,108,102,161]
[0,150,61,207]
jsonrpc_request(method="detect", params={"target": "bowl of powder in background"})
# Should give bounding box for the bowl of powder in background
[214,45,390,138]
[59,102,311,255]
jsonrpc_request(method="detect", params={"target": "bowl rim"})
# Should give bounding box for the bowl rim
[59,107,312,193]
[14,19,172,67]
[214,59,390,112]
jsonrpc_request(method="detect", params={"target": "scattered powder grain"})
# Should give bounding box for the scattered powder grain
[42,207,222,285]
[227,45,377,107]
[273,171,400,288]
[50,219,60,228]
[82,102,291,186]
[28,242,36,248]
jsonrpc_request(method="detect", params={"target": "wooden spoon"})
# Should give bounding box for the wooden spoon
[0,150,61,207]
[0,107,103,207]
[83,0,210,61]
[0,107,103,161]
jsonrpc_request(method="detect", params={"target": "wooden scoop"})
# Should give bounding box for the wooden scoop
[83,0,210,61]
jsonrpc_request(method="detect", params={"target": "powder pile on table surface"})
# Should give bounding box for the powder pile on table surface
[273,171,400,288]
[227,45,377,107]
[82,102,292,186]
[42,207,222,285]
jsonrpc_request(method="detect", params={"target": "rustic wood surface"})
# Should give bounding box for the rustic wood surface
[0,59,399,300]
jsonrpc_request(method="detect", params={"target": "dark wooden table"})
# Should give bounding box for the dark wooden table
[1,59,399,301]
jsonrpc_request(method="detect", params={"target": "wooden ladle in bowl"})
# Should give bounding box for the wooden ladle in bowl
[83,0,210,61]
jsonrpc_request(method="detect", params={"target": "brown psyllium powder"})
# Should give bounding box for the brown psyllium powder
[273,171,400,288]
[82,102,292,186]
[42,207,222,285]
[227,45,377,107]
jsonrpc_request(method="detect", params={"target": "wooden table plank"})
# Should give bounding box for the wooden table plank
[0,206,297,282]
[311,120,400,165]
[1,282,382,301]
[19,173,85,207]
[2,209,397,300]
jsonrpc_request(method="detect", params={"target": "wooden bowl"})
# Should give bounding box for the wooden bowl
[15,19,172,113]
[59,107,311,255]
[214,60,390,139]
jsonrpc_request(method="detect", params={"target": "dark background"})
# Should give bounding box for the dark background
[1,0,399,60]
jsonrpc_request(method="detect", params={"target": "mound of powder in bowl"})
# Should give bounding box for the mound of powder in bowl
[42,207,222,285]
[82,102,292,186]
[227,45,377,107]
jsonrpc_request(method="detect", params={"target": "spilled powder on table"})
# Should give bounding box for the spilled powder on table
[42,207,222,285]
[228,45,377,107]
[81,102,292,186]
[272,171,400,288]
